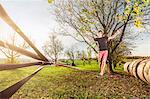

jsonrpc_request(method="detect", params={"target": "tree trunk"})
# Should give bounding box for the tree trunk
[107,56,114,74]
[71,60,76,66]
[11,57,14,63]
[88,59,91,65]
[54,58,57,64]
[82,59,86,66]
[107,41,114,74]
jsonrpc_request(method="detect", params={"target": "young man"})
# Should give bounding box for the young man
[94,29,121,76]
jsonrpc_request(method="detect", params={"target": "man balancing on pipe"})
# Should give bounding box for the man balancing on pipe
[94,29,122,76]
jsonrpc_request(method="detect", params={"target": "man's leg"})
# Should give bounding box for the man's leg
[100,51,108,76]
[98,51,103,73]
[100,61,106,76]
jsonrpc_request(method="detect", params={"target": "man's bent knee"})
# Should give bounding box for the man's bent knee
[101,60,107,64]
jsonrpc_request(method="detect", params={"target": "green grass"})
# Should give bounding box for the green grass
[0,66,38,91]
[0,60,150,98]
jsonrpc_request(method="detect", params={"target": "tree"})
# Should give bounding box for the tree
[53,0,150,74]
[65,46,76,66]
[87,47,92,65]
[81,50,87,66]
[43,34,63,63]
[0,33,29,63]
[76,50,82,60]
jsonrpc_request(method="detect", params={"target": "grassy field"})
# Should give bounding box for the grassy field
[0,60,150,98]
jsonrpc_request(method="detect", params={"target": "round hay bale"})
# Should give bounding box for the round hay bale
[143,61,150,83]
[137,59,149,83]
[132,59,143,78]
[128,60,141,75]
[124,62,131,73]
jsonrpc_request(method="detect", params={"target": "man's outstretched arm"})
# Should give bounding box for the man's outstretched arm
[108,29,122,41]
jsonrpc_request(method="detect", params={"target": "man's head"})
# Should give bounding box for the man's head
[98,30,107,37]
[98,30,103,37]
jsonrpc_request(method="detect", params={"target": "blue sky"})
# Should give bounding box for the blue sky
[0,0,150,58]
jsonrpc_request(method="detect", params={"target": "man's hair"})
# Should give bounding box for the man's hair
[98,30,102,32]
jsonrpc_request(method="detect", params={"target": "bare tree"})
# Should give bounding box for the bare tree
[87,47,92,65]
[43,34,63,63]
[0,33,29,63]
[65,46,76,66]
[53,0,150,74]
[81,50,87,66]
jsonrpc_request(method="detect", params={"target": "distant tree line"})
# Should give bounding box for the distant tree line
[125,56,150,59]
